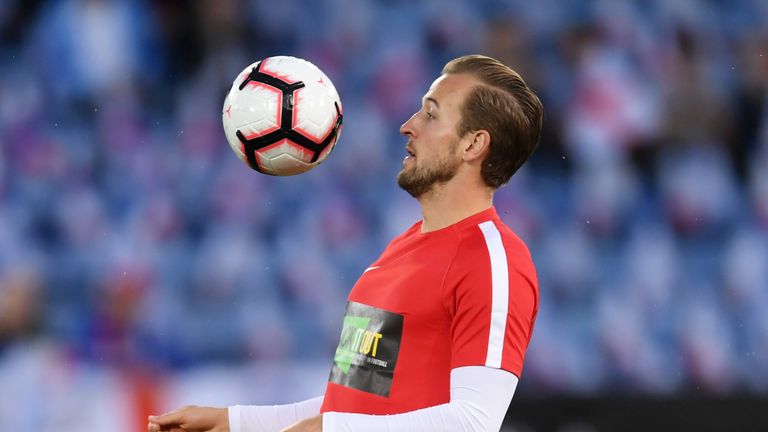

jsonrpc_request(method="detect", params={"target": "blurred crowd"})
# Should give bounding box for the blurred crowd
[1,0,768,428]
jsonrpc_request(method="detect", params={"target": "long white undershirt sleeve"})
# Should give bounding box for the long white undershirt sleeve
[229,366,518,432]
[324,366,518,432]
[228,396,323,432]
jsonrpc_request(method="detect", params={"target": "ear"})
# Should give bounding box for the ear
[460,130,490,163]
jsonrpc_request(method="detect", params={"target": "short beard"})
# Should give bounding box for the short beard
[397,152,461,198]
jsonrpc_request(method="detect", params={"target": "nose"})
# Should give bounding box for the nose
[400,112,417,137]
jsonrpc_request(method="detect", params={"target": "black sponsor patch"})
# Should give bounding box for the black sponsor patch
[328,301,404,397]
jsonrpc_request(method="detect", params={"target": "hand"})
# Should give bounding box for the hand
[147,405,229,432]
[280,414,322,432]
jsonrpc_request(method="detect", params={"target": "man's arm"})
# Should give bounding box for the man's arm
[148,396,323,432]
[149,367,517,432]
[230,396,324,432]
[284,366,518,432]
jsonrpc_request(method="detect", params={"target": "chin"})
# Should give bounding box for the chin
[396,165,413,180]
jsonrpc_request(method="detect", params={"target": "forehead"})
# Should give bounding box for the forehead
[424,73,481,112]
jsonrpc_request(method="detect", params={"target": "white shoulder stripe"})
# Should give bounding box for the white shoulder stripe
[478,220,509,369]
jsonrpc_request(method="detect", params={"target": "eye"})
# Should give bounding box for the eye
[425,110,436,120]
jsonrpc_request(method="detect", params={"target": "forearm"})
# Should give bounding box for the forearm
[323,401,493,432]
[323,366,518,432]
[229,396,324,432]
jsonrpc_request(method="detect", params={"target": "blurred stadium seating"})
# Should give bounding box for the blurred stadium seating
[0,0,767,430]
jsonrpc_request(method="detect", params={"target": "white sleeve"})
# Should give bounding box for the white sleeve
[228,396,323,432]
[323,366,518,432]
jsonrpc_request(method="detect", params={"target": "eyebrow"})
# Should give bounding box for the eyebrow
[423,96,440,108]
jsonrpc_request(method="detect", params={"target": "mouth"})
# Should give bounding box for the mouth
[403,145,416,165]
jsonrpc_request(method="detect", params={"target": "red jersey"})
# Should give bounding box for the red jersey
[320,207,538,415]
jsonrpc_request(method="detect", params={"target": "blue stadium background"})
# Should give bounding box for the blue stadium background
[1,0,767,430]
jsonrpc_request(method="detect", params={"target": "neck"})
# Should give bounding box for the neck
[417,181,494,233]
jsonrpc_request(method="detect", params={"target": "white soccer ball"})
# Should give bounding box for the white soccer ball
[222,56,343,176]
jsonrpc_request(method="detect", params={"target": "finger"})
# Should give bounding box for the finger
[147,421,167,432]
[148,420,185,432]
[148,407,187,427]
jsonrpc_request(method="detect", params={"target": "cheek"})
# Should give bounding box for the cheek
[421,120,452,141]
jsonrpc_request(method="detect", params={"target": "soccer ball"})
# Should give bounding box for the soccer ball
[222,56,343,176]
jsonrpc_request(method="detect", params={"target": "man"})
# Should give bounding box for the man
[148,54,543,432]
